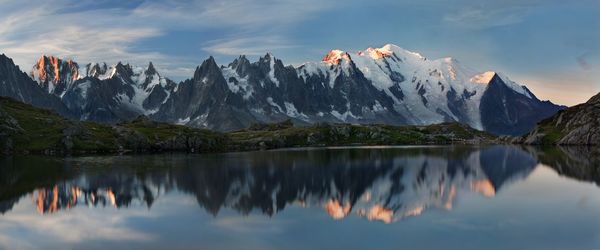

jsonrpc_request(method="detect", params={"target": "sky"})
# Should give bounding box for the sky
[0,0,598,106]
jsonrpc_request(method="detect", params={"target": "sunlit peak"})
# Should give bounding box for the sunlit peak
[470,71,497,84]
[322,49,351,65]
[360,47,392,60]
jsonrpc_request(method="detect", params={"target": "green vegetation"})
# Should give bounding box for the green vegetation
[0,97,70,151]
[0,97,229,154]
[537,125,565,144]
[230,121,494,150]
[0,97,496,155]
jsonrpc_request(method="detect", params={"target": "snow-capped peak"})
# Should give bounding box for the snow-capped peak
[322,49,351,65]
[379,44,426,61]
[469,70,532,98]
[359,47,393,60]
[495,72,532,98]
[470,71,496,84]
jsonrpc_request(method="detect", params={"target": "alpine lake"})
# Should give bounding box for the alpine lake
[1,145,599,250]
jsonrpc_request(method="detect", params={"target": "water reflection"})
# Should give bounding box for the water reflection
[531,146,600,185]
[4,146,584,223]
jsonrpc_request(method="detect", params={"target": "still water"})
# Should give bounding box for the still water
[1,146,600,250]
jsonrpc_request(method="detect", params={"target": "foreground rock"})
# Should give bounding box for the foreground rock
[520,92,600,145]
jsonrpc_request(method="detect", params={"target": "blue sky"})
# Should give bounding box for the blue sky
[0,0,598,105]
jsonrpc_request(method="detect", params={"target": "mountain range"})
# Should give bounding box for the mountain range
[0,44,565,135]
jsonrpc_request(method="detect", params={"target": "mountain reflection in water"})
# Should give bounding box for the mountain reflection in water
[0,146,598,224]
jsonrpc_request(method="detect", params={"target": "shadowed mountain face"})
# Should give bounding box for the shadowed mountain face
[0,146,544,222]
[480,75,564,135]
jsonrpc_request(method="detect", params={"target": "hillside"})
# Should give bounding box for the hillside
[0,97,495,155]
[520,92,600,145]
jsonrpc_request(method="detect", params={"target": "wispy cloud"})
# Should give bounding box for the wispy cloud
[0,0,333,79]
[133,0,332,59]
[203,36,299,56]
[443,5,529,29]
[132,0,333,29]
[4,26,163,61]
[0,1,166,71]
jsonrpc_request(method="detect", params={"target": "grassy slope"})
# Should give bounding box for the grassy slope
[0,97,228,154]
[0,97,496,155]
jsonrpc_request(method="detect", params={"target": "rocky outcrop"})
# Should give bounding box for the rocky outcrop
[30,55,80,97]
[521,92,600,145]
[0,54,73,118]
